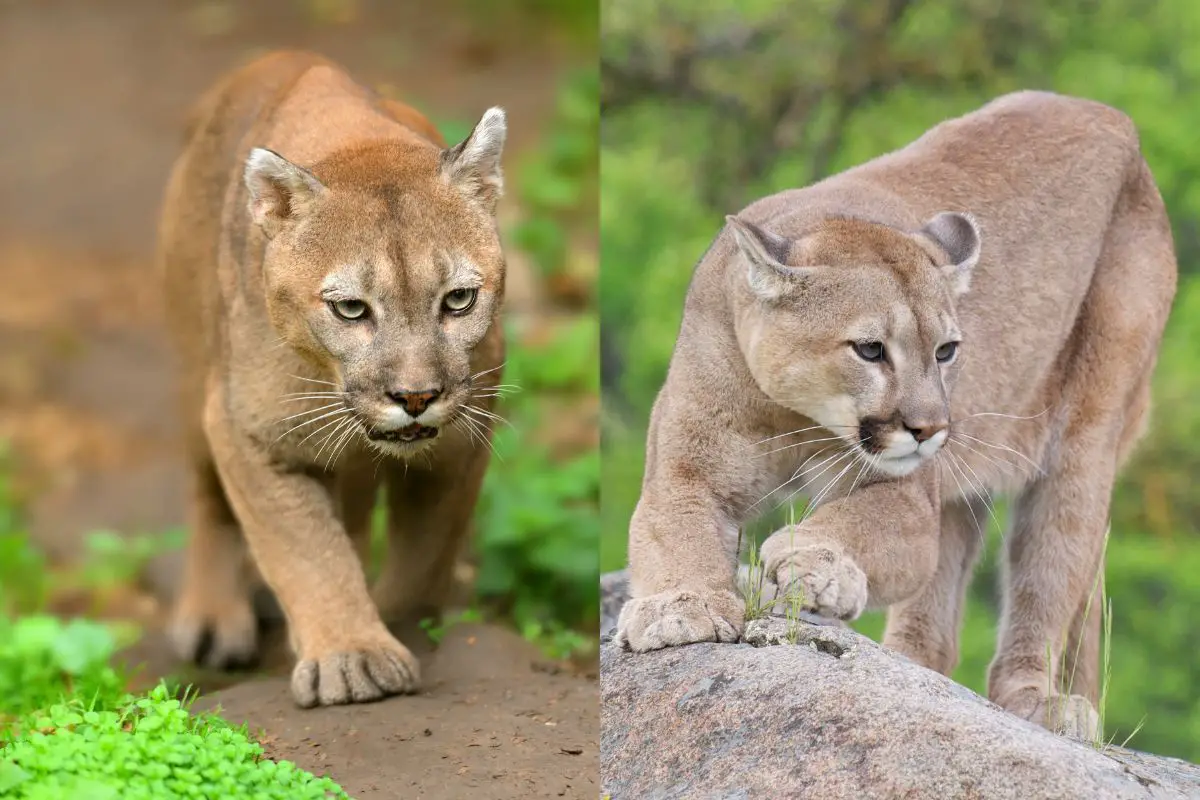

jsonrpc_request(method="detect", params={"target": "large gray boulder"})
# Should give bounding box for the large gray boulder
[600,569,1200,799]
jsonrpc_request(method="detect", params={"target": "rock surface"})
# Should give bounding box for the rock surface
[599,569,1200,799]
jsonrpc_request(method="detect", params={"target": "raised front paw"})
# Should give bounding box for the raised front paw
[291,629,421,708]
[614,589,744,652]
[764,543,868,621]
[1002,687,1101,742]
[169,591,258,670]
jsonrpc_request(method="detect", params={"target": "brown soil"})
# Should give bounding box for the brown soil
[0,0,597,796]
[195,624,598,799]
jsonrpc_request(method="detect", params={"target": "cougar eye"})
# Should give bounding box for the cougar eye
[935,341,960,363]
[443,288,478,315]
[330,299,369,321]
[852,341,886,363]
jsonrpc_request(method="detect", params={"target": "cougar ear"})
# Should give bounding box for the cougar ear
[726,215,811,299]
[919,211,981,296]
[442,106,507,211]
[244,148,327,238]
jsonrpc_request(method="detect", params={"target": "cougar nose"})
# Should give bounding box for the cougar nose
[386,387,442,416]
[904,420,948,443]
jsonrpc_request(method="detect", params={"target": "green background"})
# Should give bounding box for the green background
[601,0,1200,761]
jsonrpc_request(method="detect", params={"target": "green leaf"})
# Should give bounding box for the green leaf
[51,620,116,675]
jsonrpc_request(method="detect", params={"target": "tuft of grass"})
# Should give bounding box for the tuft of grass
[738,522,807,639]
[784,584,806,646]
[1084,535,1147,752]
[739,531,770,622]
[1049,525,1148,751]
[1098,593,1147,751]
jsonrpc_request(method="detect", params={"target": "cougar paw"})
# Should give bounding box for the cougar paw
[1004,687,1101,742]
[615,589,743,652]
[169,594,258,670]
[765,544,868,621]
[291,633,420,708]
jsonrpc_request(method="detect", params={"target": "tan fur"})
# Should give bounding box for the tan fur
[156,51,508,707]
[616,91,1177,740]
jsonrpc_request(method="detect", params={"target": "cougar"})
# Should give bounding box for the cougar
[616,90,1176,740]
[156,50,508,707]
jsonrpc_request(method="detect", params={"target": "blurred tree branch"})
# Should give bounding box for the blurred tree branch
[601,24,776,121]
[602,0,1077,210]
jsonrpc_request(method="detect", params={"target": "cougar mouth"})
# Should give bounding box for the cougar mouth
[367,423,439,443]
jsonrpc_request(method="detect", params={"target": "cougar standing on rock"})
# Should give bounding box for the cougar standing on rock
[156,51,508,708]
[616,91,1177,739]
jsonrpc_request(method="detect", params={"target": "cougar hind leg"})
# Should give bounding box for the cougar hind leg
[989,160,1174,740]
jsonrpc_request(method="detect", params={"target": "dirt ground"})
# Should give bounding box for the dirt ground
[0,0,597,795]
[195,623,597,799]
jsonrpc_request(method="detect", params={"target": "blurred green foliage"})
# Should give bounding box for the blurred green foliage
[0,451,46,616]
[0,615,126,730]
[474,314,600,643]
[601,0,1200,761]
[461,0,597,42]
[512,68,600,279]
[74,530,187,598]
[0,451,183,623]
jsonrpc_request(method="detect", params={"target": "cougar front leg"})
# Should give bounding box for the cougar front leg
[617,492,745,651]
[616,403,764,652]
[883,498,986,674]
[338,457,383,573]
[760,468,941,622]
[372,431,490,625]
[205,403,417,708]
